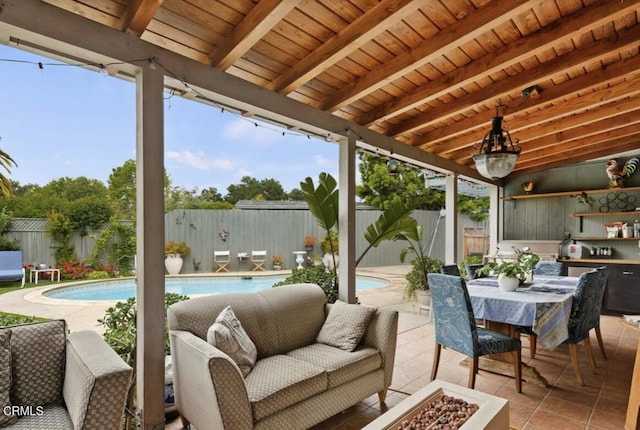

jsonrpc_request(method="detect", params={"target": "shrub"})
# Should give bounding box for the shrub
[273,265,338,303]
[87,270,112,280]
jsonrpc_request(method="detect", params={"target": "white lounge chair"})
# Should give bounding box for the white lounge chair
[213,250,231,272]
[251,250,267,271]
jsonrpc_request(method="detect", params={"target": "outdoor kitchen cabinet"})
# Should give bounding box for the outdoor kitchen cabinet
[604,264,640,315]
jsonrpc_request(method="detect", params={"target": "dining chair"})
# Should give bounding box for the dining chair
[440,264,461,276]
[465,263,485,280]
[593,266,609,359]
[427,273,522,393]
[533,261,563,276]
[565,269,606,385]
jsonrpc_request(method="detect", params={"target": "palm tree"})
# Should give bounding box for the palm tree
[0,139,17,197]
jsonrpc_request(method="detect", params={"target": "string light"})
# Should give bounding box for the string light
[0,54,340,144]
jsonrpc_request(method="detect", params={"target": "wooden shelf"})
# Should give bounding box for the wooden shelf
[570,211,640,217]
[571,237,640,241]
[502,186,640,201]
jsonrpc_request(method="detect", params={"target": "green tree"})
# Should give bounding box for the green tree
[68,198,113,236]
[356,153,443,210]
[200,187,223,202]
[0,140,18,197]
[357,153,489,221]
[287,187,305,200]
[107,159,137,219]
[225,176,287,204]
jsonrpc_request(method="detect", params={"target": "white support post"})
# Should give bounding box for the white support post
[445,174,458,264]
[338,133,357,304]
[135,63,166,430]
[488,184,501,258]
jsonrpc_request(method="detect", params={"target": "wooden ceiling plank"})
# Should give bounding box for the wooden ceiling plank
[515,121,640,166]
[119,0,162,36]
[447,94,640,164]
[434,67,640,160]
[419,58,640,153]
[512,135,640,175]
[268,0,427,94]
[209,0,300,70]
[388,22,640,138]
[358,0,640,127]
[320,0,537,112]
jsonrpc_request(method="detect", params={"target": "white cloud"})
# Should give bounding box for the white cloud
[312,155,333,167]
[166,150,234,171]
[221,118,280,146]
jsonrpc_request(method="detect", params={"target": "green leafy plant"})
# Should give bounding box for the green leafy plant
[47,210,76,263]
[164,240,190,257]
[99,292,189,430]
[478,261,528,281]
[273,265,342,303]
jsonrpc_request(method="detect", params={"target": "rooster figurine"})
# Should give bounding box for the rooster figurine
[606,157,639,188]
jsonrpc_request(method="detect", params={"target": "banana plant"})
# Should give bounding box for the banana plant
[301,173,421,272]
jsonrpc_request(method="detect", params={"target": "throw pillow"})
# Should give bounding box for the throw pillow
[316,301,377,351]
[207,306,257,377]
[0,330,17,427]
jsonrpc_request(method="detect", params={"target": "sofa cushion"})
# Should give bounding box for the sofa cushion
[245,355,327,422]
[0,330,17,427]
[9,320,66,406]
[207,306,257,377]
[316,301,377,351]
[287,343,382,389]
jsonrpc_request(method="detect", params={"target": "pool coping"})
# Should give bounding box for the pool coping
[26,272,393,305]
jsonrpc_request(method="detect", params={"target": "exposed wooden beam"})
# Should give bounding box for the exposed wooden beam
[443,72,640,161]
[510,135,640,177]
[357,0,640,127]
[268,0,426,94]
[388,24,640,138]
[320,0,538,112]
[120,0,162,36]
[209,0,300,70]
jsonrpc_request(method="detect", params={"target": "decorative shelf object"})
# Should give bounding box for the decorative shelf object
[502,186,640,201]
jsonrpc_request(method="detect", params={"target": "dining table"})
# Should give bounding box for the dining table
[466,274,581,386]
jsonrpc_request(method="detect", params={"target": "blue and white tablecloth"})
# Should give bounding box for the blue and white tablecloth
[467,276,579,348]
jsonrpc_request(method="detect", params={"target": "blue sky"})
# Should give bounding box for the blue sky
[0,44,339,194]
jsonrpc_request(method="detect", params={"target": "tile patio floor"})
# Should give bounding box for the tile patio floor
[0,265,632,429]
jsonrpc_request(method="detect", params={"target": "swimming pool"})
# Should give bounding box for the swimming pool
[43,275,390,301]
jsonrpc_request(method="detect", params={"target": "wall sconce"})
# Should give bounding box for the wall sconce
[219,230,229,242]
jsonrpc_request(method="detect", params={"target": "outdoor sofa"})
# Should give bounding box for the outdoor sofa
[168,283,398,430]
[0,320,132,429]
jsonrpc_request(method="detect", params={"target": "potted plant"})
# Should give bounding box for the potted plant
[303,235,317,254]
[478,261,527,292]
[272,254,284,270]
[164,241,190,275]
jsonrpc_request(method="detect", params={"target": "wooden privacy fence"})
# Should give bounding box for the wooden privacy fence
[7,209,485,272]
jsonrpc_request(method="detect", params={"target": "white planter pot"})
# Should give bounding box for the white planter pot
[164,255,183,275]
[498,274,519,292]
[416,290,431,307]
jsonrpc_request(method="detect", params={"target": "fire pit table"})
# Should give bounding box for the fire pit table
[363,380,509,430]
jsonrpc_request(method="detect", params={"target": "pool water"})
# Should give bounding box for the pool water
[44,275,390,301]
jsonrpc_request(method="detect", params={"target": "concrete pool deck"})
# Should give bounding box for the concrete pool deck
[0,265,424,334]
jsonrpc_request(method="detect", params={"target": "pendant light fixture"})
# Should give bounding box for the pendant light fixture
[472,103,521,180]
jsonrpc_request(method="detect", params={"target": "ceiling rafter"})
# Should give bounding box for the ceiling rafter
[267,0,427,94]
[320,0,537,112]
[419,59,640,153]
[388,24,640,139]
[119,0,162,36]
[357,0,640,128]
[209,0,300,70]
[438,68,640,161]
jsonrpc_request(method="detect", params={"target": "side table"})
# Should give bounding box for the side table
[29,268,61,284]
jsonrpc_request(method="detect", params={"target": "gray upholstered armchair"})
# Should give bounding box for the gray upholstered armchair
[0,320,132,429]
